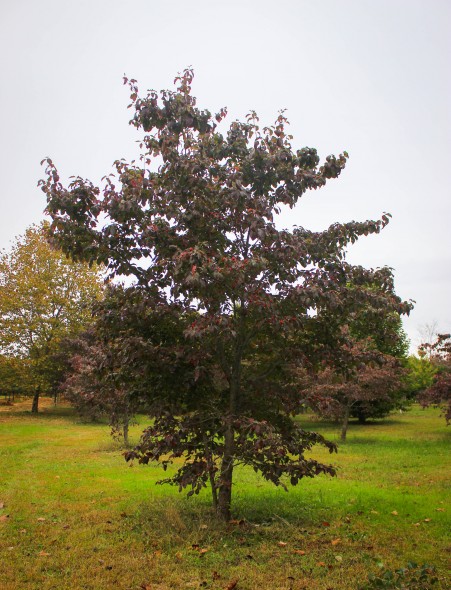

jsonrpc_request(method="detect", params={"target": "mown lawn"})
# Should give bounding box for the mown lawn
[0,400,449,589]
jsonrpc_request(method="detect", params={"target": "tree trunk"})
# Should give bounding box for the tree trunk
[209,467,218,513]
[340,403,351,442]
[123,419,129,447]
[215,307,245,520]
[217,424,234,521]
[31,387,40,414]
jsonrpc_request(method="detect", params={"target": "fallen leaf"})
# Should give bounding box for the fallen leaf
[391,511,398,516]
[293,550,306,555]
[277,541,287,547]
[199,548,209,556]
[38,551,50,556]
[212,571,221,580]
[229,519,245,526]
[200,524,208,529]
[322,521,330,527]
[154,550,162,558]
[225,580,238,590]
[335,555,343,562]
[370,510,379,514]
[331,538,341,546]
[413,523,420,527]
[37,517,46,522]
[0,502,4,509]
[175,551,183,560]
[436,508,445,512]
[424,518,431,522]
[19,529,27,533]
[0,514,9,522]
[317,561,327,567]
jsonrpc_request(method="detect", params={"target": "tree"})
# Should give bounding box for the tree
[302,334,405,441]
[348,311,409,423]
[59,285,188,445]
[404,355,436,398]
[39,69,412,520]
[0,222,104,412]
[60,328,137,445]
[418,334,451,423]
[0,355,33,403]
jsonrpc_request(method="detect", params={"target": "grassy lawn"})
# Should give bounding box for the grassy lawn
[0,400,449,589]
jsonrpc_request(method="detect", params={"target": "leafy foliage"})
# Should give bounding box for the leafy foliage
[359,562,438,589]
[418,334,451,423]
[348,312,410,423]
[301,333,405,440]
[405,355,437,397]
[0,222,104,410]
[40,69,412,518]
[0,355,33,400]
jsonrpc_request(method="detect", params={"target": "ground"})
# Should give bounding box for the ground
[0,399,449,589]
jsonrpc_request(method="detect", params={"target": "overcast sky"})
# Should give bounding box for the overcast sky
[1,0,450,350]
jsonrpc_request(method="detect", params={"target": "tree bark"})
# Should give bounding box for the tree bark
[217,424,234,521]
[123,420,129,447]
[340,403,351,442]
[209,467,218,513]
[217,354,241,520]
[31,387,40,414]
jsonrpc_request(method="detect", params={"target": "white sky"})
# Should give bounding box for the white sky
[1,0,450,350]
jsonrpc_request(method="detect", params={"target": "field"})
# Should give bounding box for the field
[0,400,449,590]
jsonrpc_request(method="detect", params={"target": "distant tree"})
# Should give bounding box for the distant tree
[302,334,405,441]
[0,222,104,412]
[0,355,33,402]
[418,334,451,423]
[404,355,436,398]
[59,285,193,445]
[60,329,136,444]
[348,310,409,423]
[39,69,412,520]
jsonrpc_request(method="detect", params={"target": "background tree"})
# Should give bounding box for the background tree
[59,285,194,445]
[0,355,33,403]
[418,333,451,423]
[404,354,436,398]
[0,222,104,412]
[40,69,412,519]
[302,334,405,441]
[348,311,409,423]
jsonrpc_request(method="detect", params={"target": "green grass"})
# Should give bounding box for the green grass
[0,400,449,589]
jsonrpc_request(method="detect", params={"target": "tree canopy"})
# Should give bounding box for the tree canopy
[0,222,104,411]
[40,68,412,519]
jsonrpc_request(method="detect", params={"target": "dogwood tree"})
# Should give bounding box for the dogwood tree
[40,69,412,519]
